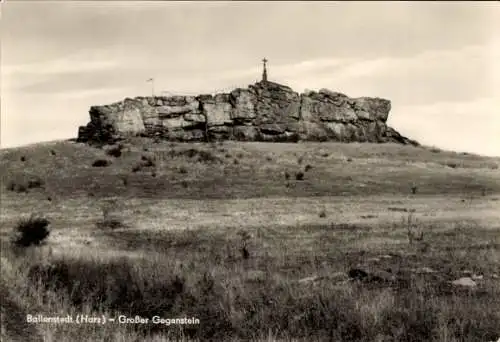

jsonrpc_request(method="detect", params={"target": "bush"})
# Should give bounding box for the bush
[6,177,44,193]
[141,155,155,167]
[297,156,304,164]
[179,166,188,174]
[106,145,123,158]
[447,162,458,169]
[13,215,50,247]
[20,156,26,162]
[50,149,56,156]
[284,171,290,180]
[295,172,304,181]
[6,180,27,193]
[304,164,313,172]
[92,159,111,167]
[27,177,44,189]
[319,209,327,218]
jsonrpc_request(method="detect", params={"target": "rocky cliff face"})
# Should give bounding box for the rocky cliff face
[77,81,418,145]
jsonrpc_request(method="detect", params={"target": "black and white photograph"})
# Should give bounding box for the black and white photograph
[1,1,499,341]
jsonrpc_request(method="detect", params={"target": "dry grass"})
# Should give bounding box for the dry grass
[1,139,500,341]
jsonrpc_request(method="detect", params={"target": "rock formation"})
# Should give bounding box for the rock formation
[77,80,418,145]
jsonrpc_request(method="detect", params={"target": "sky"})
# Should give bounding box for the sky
[1,1,499,156]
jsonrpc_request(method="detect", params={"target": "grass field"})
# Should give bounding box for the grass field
[1,139,499,341]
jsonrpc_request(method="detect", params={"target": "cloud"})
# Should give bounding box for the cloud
[391,97,500,156]
[49,87,132,100]
[2,49,124,77]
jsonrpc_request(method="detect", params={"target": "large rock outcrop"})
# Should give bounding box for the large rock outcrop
[77,80,418,145]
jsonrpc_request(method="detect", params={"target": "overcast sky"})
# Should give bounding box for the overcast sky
[1,1,499,155]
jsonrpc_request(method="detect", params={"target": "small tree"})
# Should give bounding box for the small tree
[13,214,50,247]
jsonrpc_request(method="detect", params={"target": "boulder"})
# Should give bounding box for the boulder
[451,277,477,288]
[233,126,259,141]
[230,88,256,121]
[259,123,286,135]
[76,80,418,145]
[251,81,301,125]
[300,92,357,123]
[200,96,232,126]
[353,97,391,122]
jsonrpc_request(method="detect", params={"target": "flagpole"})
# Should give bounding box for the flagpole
[147,78,155,98]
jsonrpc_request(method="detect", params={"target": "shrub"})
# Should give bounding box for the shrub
[295,171,304,181]
[319,209,327,218]
[347,158,353,162]
[236,152,244,159]
[225,153,232,159]
[179,166,188,174]
[304,164,313,172]
[447,162,458,169]
[6,180,27,193]
[96,200,125,229]
[12,215,50,247]
[411,185,418,195]
[284,171,290,180]
[132,165,141,173]
[141,155,155,167]
[50,150,56,156]
[20,156,26,162]
[6,177,44,193]
[106,145,123,158]
[297,156,304,164]
[266,156,273,162]
[27,177,44,189]
[92,159,111,167]
[233,159,239,165]
[181,180,188,188]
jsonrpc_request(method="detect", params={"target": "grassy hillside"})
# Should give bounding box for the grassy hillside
[1,139,499,200]
[1,139,499,341]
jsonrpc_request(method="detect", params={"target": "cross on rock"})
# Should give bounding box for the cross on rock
[262,58,268,82]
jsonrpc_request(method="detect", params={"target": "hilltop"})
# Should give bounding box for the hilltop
[1,139,499,201]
